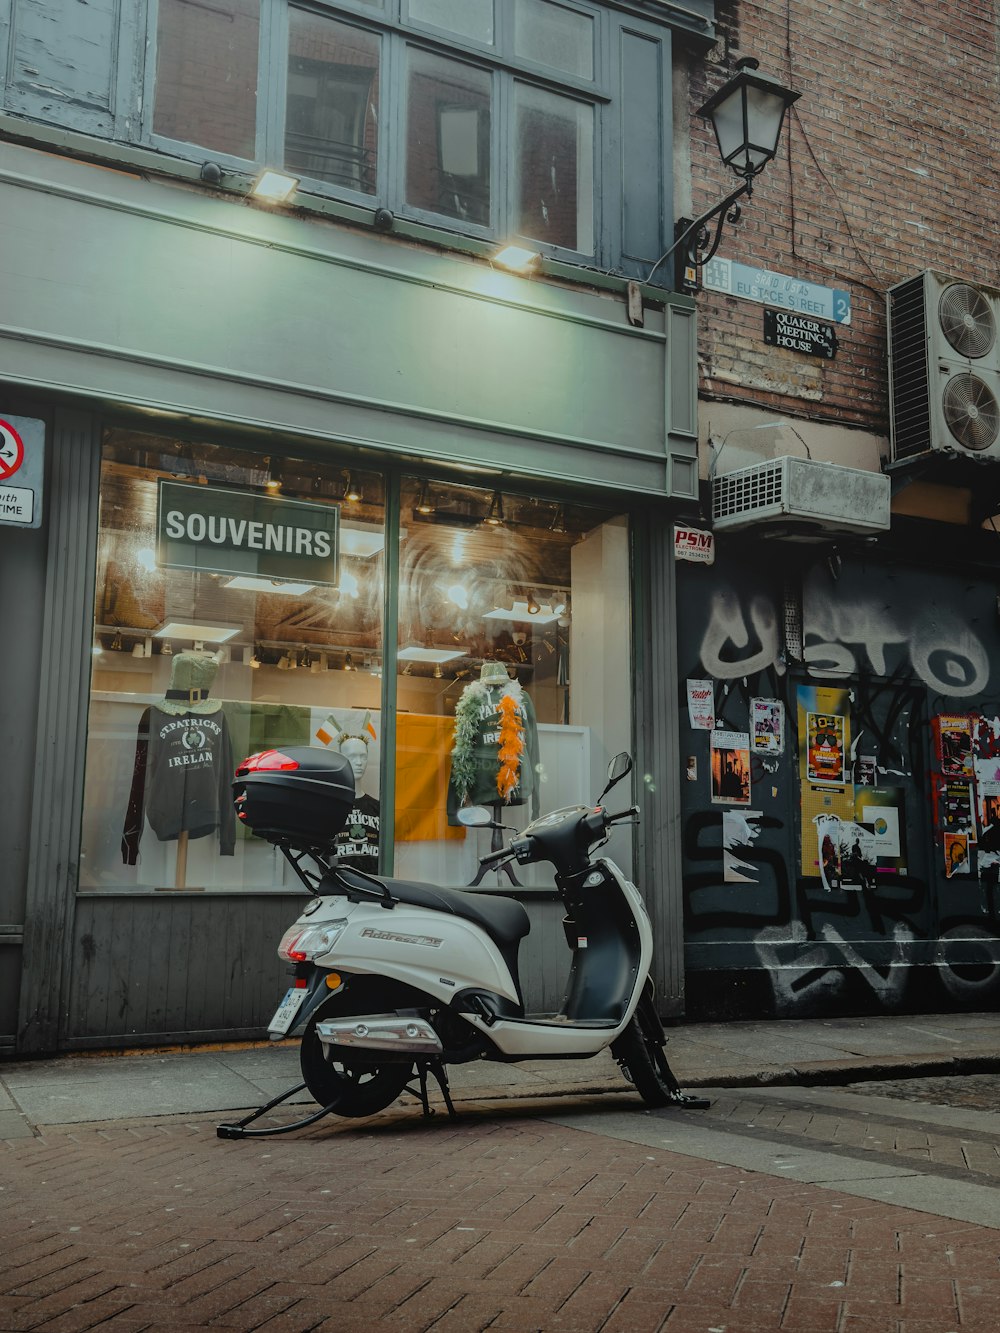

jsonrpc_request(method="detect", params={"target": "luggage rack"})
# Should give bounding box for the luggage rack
[278,841,397,908]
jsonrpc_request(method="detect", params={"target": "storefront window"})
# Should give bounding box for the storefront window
[80,431,385,892]
[392,478,632,890]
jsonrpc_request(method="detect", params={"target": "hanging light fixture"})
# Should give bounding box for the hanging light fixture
[549,504,568,533]
[264,458,282,493]
[526,592,541,616]
[415,481,435,515]
[344,473,363,503]
[344,651,355,671]
[483,490,505,526]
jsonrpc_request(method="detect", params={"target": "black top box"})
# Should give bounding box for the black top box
[233,747,355,848]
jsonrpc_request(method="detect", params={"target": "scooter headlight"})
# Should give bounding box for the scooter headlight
[277,919,348,962]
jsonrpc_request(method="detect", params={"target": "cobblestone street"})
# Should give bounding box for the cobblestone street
[3,1089,1000,1332]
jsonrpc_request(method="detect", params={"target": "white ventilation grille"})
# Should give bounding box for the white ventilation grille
[713,459,785,521]
[712,457,891,538]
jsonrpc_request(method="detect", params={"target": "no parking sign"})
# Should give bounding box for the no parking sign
[0,415,44,529]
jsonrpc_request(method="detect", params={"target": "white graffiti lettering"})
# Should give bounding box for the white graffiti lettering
[699,589,783,679]
[753,920,913,1015]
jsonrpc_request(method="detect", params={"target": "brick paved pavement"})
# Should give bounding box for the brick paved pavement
[3,1095,1000,1332]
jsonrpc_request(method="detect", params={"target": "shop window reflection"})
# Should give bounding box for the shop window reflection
[392,478,632,890]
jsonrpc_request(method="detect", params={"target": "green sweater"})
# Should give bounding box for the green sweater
[447,682,540,819]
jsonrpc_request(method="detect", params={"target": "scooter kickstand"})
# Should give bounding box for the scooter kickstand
[216,1081,342,1139]
[406,1060,458,1120]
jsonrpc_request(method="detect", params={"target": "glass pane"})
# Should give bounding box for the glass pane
[409,0,494,44]
[286,12,380,194]
[153,0,259,159]
[406,49,491,225]
[81,430,386,892]
[515,83,594,253]
[515,0,594,80]
[393,479,632,890]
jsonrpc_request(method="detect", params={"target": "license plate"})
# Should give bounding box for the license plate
[268,986,308,1037]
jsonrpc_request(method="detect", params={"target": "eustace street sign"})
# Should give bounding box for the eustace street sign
[764,309,838,358]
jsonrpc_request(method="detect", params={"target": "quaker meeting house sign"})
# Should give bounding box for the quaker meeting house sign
[157,481,340,586]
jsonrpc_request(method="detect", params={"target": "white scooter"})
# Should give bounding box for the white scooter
[218,747,708,1139]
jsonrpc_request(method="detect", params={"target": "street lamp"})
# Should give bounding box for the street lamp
[648,58,800,293]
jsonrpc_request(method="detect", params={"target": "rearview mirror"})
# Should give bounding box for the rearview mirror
[608,752,632,784]
[456,805,493,828]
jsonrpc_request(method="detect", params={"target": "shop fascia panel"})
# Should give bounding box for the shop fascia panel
[0,145,695,499]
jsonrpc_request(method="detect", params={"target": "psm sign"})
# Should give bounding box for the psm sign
[674,526,715,565]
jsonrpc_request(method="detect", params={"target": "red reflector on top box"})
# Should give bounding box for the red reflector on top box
[232,746,355,848]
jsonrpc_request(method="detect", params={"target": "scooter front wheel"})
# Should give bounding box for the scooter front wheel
[300,998,413,1118]
[612,1001,682,1108]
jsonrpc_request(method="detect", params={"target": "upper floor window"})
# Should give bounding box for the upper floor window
[144,0,661,267]
[0,0,703,279]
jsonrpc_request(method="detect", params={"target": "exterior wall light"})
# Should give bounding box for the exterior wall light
[647,57,800,294]
[250,170,300,204]
[493,245,540,273]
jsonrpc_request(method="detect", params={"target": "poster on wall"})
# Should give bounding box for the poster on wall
[814,813,878,892]
[945,832,970,878]
[723,809,763,883]
[711,730,751,805]
[686,679,715,731]
[798,685,853,878]
[855,786,907,872]
[750,698,784,755]
[806,709,846,784]
[935,714,973,777]
[936,779,976,840]
[976,782,1000,872]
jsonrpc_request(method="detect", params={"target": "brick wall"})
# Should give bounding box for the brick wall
[687,0,1000,432]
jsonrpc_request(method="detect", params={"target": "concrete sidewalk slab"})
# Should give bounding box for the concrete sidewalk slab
[2,1011,999,1130]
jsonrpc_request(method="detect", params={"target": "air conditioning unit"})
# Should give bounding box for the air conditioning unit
[888,271,1000,463]
[712,456,891,538]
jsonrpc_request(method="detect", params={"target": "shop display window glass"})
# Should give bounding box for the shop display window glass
[514,82,594,254]
[392,478,632,890]
[81,431,385,893]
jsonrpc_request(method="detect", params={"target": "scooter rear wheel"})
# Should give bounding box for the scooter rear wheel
[300,998,413,1118]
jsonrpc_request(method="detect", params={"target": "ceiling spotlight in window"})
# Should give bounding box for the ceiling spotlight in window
[483,490,505,526]
[264,458,282,493]
[549,504,568,533]
[344,473,363,503]
[415,481,435,515]
[344,651,355,671]
[526,592,541,616]
[250,169,299,204]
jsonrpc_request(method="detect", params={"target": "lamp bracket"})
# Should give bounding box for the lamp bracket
[645,178,752,294]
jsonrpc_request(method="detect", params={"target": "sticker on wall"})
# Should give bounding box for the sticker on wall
[935,715,973,778]
[750,698,784,755]
[686,679,715,731]
[856,755,877,786]
[723,809,763,883]
[972,716,1000,786]
[686,756,698,782]
[945,832,970,878]
[711,730,751,805]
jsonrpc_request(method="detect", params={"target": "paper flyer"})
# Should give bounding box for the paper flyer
[686,679,715,731]
[711,730,751,805]
[750,698,784,754]
[806,709,846,785]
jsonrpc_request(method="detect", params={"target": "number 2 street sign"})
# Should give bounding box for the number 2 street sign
[0,415,45,529]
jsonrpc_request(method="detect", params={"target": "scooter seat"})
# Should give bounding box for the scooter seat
[338,871,530,949]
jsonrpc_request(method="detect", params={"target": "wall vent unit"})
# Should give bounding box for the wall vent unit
[888,270,1000,463]
[712,456,891,538]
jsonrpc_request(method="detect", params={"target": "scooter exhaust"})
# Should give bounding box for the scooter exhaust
[315,1014,443,1055]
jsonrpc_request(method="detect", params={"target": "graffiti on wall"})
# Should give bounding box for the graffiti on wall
[680,553,1000,1018]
